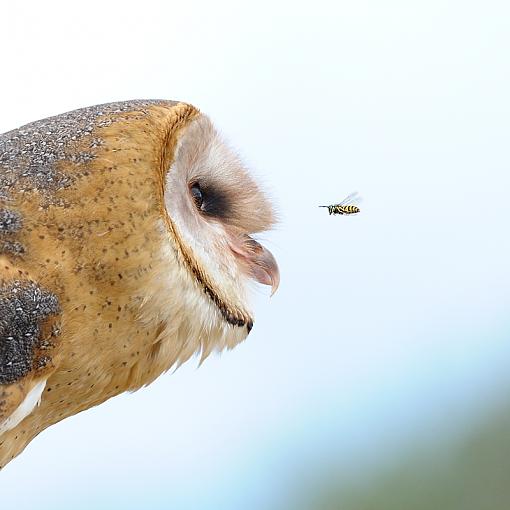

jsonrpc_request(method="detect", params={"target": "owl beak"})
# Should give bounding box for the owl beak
[229,236,280,296]
[250,243,280,296]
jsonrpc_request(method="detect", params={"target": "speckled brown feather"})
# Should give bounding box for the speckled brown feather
[0,100,200,467]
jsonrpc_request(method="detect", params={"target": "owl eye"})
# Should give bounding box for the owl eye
[189,181,229,218]
[190,182,204,210]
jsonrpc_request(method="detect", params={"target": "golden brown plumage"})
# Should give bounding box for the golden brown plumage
[0,100,279,468]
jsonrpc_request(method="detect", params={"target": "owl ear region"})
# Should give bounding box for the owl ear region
[228,236,279,296]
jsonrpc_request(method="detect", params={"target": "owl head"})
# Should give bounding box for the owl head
[0,100,279,465]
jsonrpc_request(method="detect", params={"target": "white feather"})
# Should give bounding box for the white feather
[0,380,46,436]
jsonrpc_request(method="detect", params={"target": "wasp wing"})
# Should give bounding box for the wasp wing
[338,192,362,207]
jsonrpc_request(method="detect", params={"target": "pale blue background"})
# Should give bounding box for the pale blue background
[1,1,509,508]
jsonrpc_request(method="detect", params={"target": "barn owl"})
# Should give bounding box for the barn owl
[0,100,279,468]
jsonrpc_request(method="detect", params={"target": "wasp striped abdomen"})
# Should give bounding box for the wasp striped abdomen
[325,204,360,215]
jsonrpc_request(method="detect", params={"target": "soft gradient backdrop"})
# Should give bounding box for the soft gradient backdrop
[1,1,509,509]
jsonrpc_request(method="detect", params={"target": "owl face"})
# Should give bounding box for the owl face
[163,115,279,347]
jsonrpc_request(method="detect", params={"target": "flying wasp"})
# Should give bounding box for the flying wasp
[319,192,362,215]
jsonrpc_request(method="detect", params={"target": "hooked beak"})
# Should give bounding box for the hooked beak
[229,236,280,296]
